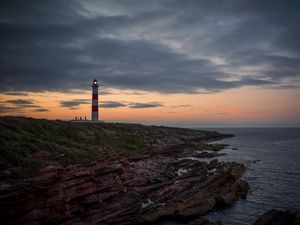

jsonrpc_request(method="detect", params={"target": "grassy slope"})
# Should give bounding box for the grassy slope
[0,116,216,175]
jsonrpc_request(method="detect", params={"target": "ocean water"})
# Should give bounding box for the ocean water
[200,127,300,225]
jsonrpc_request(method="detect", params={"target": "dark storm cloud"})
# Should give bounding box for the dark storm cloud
[0,0,299,94]
[60,99,89,108]
[128,102,163,108]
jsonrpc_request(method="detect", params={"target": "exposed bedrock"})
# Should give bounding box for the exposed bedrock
[0,154,248,225]
[253,210,300,225]
[0,117,245,225]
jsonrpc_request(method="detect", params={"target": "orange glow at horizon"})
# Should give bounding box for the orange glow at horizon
[1,86,300,126]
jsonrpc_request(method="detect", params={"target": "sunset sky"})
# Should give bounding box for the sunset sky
[1,0,300,127]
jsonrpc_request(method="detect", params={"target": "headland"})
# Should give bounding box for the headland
[0,116,248,225]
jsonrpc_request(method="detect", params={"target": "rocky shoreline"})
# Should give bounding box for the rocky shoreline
[254,210,300,225]
[0,125,248,225]
[2,117,295,225]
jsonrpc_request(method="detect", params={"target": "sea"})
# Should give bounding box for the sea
[198,127,300,225]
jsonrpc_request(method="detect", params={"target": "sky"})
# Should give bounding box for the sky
[0,0,300,127]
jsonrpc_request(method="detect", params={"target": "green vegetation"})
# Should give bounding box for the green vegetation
[0,116,214,175]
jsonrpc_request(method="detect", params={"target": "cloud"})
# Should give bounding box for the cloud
[100,101,126,108]
[5,99,39,107]
[2,99,50,112]
[0,0,299,94]
[59,99,89,108]
[4,92,29,96]
[58,98,164,109]
[99,90,115,95]
[69,107,79,110]
[171,104,191,108]
[0,105,18,113]
[99,100,164,108]
[128,102,163,108]
[6,99,33,105]
[34,108,49,112]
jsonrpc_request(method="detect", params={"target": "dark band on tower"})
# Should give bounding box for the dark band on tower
[92,79,99,121]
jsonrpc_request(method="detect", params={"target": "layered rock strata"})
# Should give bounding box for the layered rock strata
[0,151,248,225]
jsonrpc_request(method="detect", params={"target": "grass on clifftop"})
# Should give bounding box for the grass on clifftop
[0,116,217,176]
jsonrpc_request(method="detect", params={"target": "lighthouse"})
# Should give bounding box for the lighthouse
[91,79,99,121]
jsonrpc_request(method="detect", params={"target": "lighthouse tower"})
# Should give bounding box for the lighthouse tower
[91,79,99,121]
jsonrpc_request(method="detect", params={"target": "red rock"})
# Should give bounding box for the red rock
[0,147,248,225]
[0,169,12,178]
[253,210,300,225]
[230,164,246,179]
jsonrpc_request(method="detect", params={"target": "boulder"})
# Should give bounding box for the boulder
[254,210,300,225]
